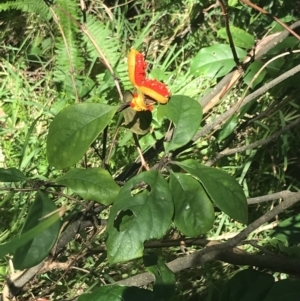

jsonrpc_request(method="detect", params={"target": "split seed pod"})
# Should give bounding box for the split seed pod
[130,91,156,112]
[127,49,170,106]
[122,91,152,135]
[127,49,147,87]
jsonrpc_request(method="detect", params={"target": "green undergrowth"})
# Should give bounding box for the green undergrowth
[0,0,300,300]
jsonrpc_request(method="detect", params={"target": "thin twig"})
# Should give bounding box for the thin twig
[205,117,300,166]
[218,0,241,68]
[133,134,150,171]
[193,64,300,141]
[239,0,300,41]
[101,126,108,168]
[106,126,121,165]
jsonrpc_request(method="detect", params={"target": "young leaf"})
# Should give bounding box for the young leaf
[106,171,173,263]
[47,103,117,169]
[190,44,246,78]
[0,168,27,182]
[158,95,202,151]
[78,285,155,301]
[55,168,120,205]
[13,191,60,269]
[170,173,215,236]
[175,159,248,224]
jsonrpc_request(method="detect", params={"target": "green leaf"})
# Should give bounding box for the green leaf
[267,36,300,56]
[220,269,274,301]
[0,200,62,260]
[269,214,300,245]
[228,0,239,7]
[106,171,173,263]
[265,58,285,77]
[158,95,202,151]
[47,103,117,169]
[144,252,175,300]
[263,279,300,301]
[13,191,60,269]
[0,168,27,182]
[77,77,95,98]
[175,159,248,224]
[170,173,215,236]
[122,91,152,135]
[190,44,246,78]
[78,285,155,301]
[217,26,255,49]
[55,168,120,205]
[217,114,238,142]
[243,61,266,88]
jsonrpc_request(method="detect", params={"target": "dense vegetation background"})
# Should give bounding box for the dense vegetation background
[0,0,300,300]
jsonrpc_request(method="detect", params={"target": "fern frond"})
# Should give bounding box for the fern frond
[52,0,84,93]
[83,15,130,89]
[0,0,51,20]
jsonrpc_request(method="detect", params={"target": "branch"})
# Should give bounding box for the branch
[199,20,300,111]
[5,205,107,298]
[217,249,300,276]
[247,190,292,205]
[239,0,300,40]
[205,117,300,166]
[219,0,240,67]
[115,191,300,287]
[193,64,300,141]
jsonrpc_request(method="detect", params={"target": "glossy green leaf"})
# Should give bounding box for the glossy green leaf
[13,191,60,269]
[122,91,152,135]
[217,26,255,49]
[106,171,173,263]
[0,197,61,260]
[55,168,120,205]
[0,168,27,182]
[217,114,238,142]
[263,279,300,301]
[220,269,274,301]
[158,95,202,151]
[175,159,248,224]
[78,285,155,301]
[243,61,266,88]
[170,173,215,236]
[47,103,117,169]
[144,252,175,300]
[190,44,246,78]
